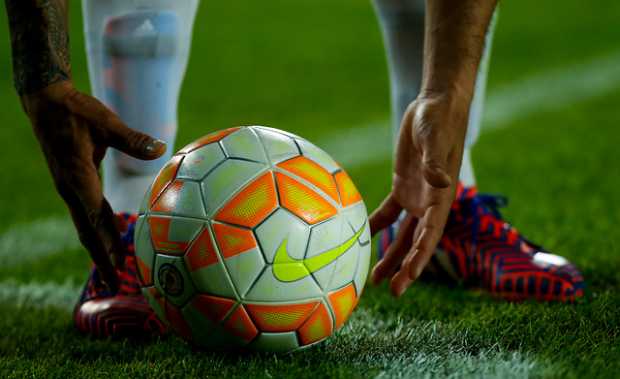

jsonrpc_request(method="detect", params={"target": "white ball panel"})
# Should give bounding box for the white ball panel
[253,125,301,140]
[221,127,268,164]
[151,216,204,250]
[244,267,322,302]
[341,201,371,245]
[310,263,336,292]
[141,287,167,325]
[176,143,226,181]
[354,239,371,297]
[255,209,310,263]
[222,248,266,299]
[190,261,237,299]
[138,183,152,215]
[182,302,237,348]
[252,126,300,164]
[296,138,340,173]
[328,243,360,291]
[153,254,197,307]
[250,332,299,353]
[134,216,154,279]
[306,215,345,259]
[155,180,206,219]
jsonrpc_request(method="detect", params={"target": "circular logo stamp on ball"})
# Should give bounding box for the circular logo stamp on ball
[158,264,184,297]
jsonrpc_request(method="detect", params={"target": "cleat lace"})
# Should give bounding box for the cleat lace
[463,192,521,250]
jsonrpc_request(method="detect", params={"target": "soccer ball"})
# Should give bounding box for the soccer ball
[134,126,371,353]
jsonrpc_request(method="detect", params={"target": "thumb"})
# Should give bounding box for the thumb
[420,136,452,188]
[105,118,167,161]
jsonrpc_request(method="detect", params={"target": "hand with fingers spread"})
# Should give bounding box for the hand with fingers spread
[368,0,498,297]
[369,93,469,296]
[21,81,166,291]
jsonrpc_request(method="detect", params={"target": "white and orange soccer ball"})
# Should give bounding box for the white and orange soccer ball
[135,126,371,352]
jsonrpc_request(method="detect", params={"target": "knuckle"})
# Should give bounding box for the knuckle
[120,128,147,150]
[63,87,84,105]
[100,111,115,127]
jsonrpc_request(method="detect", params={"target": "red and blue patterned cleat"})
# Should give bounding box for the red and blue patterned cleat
[73,213,167,338]
[377,183,585,302]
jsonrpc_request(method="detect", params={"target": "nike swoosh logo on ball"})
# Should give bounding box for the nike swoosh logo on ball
[272,222,366,282]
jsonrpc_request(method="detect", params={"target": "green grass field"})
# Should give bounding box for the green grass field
[1,1,620,378]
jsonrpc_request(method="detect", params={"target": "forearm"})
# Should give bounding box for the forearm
[421,0,496,100]
[4,0,71,96]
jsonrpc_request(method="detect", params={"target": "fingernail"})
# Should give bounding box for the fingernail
[409,264,422,281]
[370,267,381,285]
[145,139,166,154]
[408,250,422,280]
[392,285,405,297]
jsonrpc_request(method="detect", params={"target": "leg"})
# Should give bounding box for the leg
[75,0,199,338]
[83,0,199,213]
[460,11,496,186]
[372,0,425,142]
[372,0,492,185]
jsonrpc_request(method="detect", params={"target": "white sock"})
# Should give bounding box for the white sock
[373,0,498,187]
[372,0,425,144]
[82,0,199,213]
[460,11,497,187]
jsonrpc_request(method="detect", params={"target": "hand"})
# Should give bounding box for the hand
[21,81,166,292]
[369,92,470,297]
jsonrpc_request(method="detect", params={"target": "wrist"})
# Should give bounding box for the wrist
[20,80,75,116]
[417,86,472,117]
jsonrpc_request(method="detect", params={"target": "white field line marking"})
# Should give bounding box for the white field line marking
[324,50,620,168]
[320,122,392,170]
[336,308,550,379]
[373,351,541,379]
[0,278,80,311]
[484,51,620,128]
[0,286,548,379]
[2,51,619,270]
[0,216,79,267]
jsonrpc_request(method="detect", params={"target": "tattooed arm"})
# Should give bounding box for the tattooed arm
[4,0,166,291]
[5,0,71,95]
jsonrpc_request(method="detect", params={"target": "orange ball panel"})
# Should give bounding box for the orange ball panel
[165,302,193,342]
[275,172,337,224]
[245,301,319,333]
[185,227,219,271]
[148,216,189,255]
[135,255,152,286]
[212,223,257,259]
[297,302,333,346]
[149,155,183,207]
[223,305,259,342]
[147,286,165,310]
[334,171,362,207]
[277,157,340,203]
[192,294,236,323]
[151,180,184,213]
[328,283,358,330]
[215,172,278,228]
